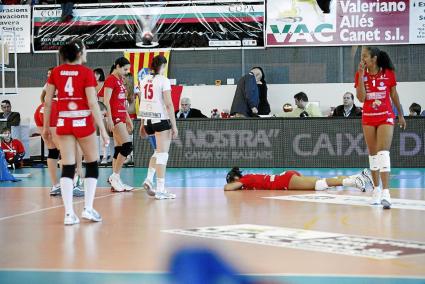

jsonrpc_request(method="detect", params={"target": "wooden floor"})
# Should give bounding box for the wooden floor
[0,168,425,284]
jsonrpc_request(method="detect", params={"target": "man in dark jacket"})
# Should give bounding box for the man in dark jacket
[254,67,270,115]
[332,92,362,117]
[0,100,20,127]
[230,68,261,117]
[175,97,207,119]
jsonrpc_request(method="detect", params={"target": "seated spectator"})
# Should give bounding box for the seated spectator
[211,109,221,119]
[332,92,362,117]
[287,92,323,117]
[409,103,421,116]
[0,100,20,127]
[176,97,207,119]
[0,128,25,169]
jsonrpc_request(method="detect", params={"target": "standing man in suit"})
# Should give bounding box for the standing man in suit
[0,100,20,127]
[175,97,207,119]
[230,68,261,117]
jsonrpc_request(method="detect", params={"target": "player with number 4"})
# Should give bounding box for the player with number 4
[138,55,178,200]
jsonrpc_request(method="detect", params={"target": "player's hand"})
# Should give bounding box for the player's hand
[106,117,114,133]
[41,127,51,142]
[251,107,258,114]
[171,126,178,139]
[139,125,147,138]
[398,115,407,130]
[126,118,133,134]
[100,128,110,147]
[358,61,365,75]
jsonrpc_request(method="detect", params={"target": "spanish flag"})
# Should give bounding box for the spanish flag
[123,51,171,86]
[124,51,171,115]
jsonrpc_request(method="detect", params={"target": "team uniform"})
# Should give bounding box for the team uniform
[138,74,172,134]
[47,64,97,138]
[239,171,301,190]
[103,75,128,125]
[34,99,59,128]
[1,138,25,165]
[355,69,396,126]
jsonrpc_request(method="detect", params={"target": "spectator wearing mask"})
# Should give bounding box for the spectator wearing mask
[289,92,323,117]
[0,100,20,127]
[230,68,262,117]
[254,67,270,115]
[409,103,421,116]
[332,92,362,117]
[0,128,25,169]
[175,97,207,119]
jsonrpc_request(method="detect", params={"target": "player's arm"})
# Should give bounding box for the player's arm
[86,87,109,143]
[103,87,114,132]
[390,87,406,129]
[43,83,56,130]
[356,63,367,103]
[224,181,243,191]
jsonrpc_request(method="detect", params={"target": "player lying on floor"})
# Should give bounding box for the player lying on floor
[224,168,373,191]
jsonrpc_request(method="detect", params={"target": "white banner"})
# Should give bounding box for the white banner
[0,5,31,53]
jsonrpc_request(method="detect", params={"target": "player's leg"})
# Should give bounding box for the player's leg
[56,134,78,225]
[111,122,133,191]
[40,126,61,196]
[143,134,157,196]
[73,143,85,197]
[154,127,174,199]
[362,125,381,204]
[376,124,394,209]
[77,132,102,222]
[288,175,369,191]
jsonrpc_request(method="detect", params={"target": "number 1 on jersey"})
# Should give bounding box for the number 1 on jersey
[65,77,74,96]
[144,84,154,100]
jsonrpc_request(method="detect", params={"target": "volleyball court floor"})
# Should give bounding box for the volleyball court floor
[0,167,424,284]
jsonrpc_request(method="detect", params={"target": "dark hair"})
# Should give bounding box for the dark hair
[364,47,395,72]
[1,100,11,105]
[409,103,421,116]
[294,92,308,102]
[226,167,243,183]
[151,55,167,75]
[59,39,84,63]
[110,57,131,74]
[344,92,354,100]
[94,68,105,82]
[48,67,54,71]
[1,127,10,133]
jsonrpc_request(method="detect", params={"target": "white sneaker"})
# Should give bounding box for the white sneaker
[143,179,155,196]
[82,208,102,222]
[119,177,134,191]
[353,175,366,192]
[155,191,176,200]
[381,189,392,209]
[111,175,125,192]
[370,189,382,205]
[64,213,80,225]
[50,184,61,196]
[100,159,108,165]
[361,169,374,191]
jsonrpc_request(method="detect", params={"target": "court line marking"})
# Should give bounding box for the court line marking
[0,268,423,279]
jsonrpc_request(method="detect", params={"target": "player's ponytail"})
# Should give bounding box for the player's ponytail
[59,39,84,63]
[377,50,395,72]
[110,57,130,74]
[151,55,167,76]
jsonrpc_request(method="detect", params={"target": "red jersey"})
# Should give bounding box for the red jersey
[34,99,58,127]
[48,64,97,117]
[97,85,105,98]
[1,139,25,161]
[104,74,128,122]
[355,69,396,124]
[239,171,301,190]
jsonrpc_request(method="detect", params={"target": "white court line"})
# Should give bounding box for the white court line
[0,193,116,222]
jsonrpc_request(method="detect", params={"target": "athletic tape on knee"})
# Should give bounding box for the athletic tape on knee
[156,152,169,165]
[148,135,157,149]
[315,179,329,191]
[120,142,133,157]
[48,148,60,159]
[85,161,99,179]
[113,146,122,159]
[369,155,379,171]
[378,150,391,172]
[62,164,76,179]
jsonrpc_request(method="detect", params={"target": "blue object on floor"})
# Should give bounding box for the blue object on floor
[0,149,18,182]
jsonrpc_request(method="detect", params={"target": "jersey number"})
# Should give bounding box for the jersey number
[144,84,154,100]
[372,79,376,87]
[65,77,74,96]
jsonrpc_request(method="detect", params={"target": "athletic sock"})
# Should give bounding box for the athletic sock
[147,168,155,182]
[84,178,97,210]
[60,177,74,216]
[157,178,165,193]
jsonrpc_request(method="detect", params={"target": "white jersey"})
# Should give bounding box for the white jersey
[138,74,171,120]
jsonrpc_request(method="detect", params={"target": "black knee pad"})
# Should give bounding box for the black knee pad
[47,148,60,160]
[85,161,99,179]
[120,142,133,157]
[113,146,122,159]
[61,164,76,179]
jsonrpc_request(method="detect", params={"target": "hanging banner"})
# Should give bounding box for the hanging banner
[266,0,424,46]
[0,5,31,53]
[32,1,264,52]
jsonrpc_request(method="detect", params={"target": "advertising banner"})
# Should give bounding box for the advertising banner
[32,1,264,52]
[0,5,31,53]
[266,0,424,46]
[133,118,425,168]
